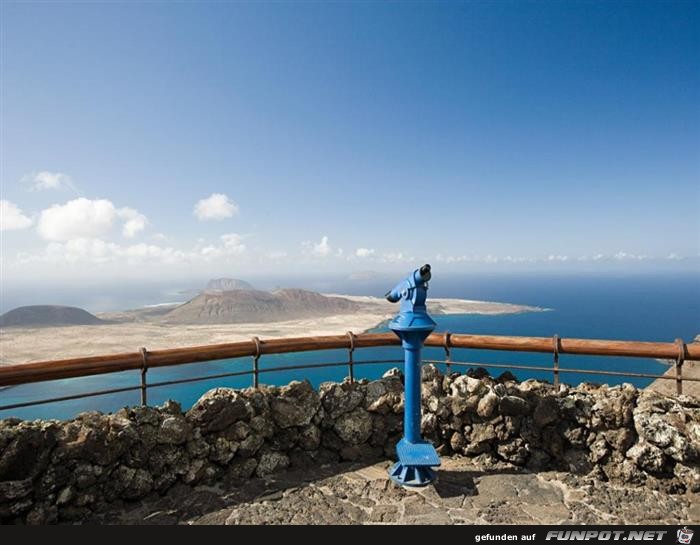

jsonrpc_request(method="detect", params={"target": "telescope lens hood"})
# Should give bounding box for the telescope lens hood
[419,264,431,281]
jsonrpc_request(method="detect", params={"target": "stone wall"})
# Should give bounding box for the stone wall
[1,365,698,524]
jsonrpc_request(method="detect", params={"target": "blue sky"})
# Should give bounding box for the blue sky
[1,1,698,281]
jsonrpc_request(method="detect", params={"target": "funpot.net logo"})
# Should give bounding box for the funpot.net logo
[545,530,670,541]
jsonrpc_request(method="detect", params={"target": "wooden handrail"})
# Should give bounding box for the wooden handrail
[0,332,697,387]
[430,334,698,359]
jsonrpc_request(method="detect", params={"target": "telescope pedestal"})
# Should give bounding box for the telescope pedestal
[388,328,440,488]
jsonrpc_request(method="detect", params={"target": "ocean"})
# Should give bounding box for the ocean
[1,272,699,420]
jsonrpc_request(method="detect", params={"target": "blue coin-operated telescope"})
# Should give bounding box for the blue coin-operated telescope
[385,264,440,487]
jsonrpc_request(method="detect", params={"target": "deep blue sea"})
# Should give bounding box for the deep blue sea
[1,272,698,420]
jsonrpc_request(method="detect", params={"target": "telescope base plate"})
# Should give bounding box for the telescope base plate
[389,439,440,487]
[388,462,437,488]
[396,438,440,467]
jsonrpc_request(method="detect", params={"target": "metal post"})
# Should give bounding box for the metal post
[675,338,685,395]
[346,331,355,384]
[444,332,452,374]
[404,345,422,443]
[252,336,261,389]
[139,347,148,406]
[552,334,560,388]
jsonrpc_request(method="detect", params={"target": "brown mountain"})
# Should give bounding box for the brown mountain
[163,288,359,324]
[0,305,106,328]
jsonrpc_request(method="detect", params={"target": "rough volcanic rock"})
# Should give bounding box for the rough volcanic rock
[0,423,57,481]
[499,395,530,416]
[158,415,190,445]
[319,381,364,418]
[477,392,499,418]
[534,397,560,427]
[333,408,373,445]
[256,451,289,477]
[187,389,250,433]
[364,376,403,414]
[270,381,320,428]
[626,442,668,474]
[451,375,485,397]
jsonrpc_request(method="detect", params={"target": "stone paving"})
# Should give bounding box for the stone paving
[89,456,700,525]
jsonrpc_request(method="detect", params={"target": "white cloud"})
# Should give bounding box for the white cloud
[18,236,204,267]
[436,253,470,264]
[432,252,693,265]
[221,233,246,253]
[302,235,332,257]
[380,252,414,263]
[45,238,117,264]
[314,236,331,256]
[199,233,247,260]
[37,198,149,241]
[0,200,33,231]
[38,199,112,240]
[437,253,507,264]
[119,243,186,264]
[193,193,239,221]
[19,238,187,266]
[21,171,76,192]
[355,247,375,258]
[117,207,148,238]
[502,255,535,263]
[613,251,648,261]
[18,233,246,265]
[38,198,116,241]
[575,253,606,262]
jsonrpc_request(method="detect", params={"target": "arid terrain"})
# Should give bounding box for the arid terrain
[0,294,542,364]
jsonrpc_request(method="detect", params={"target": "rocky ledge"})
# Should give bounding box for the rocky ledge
[1,366,699,524]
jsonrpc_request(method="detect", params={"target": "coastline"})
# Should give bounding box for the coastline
[0,295,544,365]
[646,334,700,397]
[3,292,693,397]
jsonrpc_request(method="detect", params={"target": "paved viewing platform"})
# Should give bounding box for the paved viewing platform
[88,456,699,525]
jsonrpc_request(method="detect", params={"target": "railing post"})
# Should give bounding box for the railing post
[252,336,262,389]
[443,332,452,374]
[675,338,685,395]
[139,347,148,406]
[346,331,355,383]
[552,334,560,388]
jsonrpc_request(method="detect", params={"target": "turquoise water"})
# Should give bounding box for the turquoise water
[1,273,698,420]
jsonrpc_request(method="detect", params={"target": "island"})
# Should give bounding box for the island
[0,280,543,365]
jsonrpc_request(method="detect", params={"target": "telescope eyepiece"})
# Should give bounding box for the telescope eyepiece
[419,264,431,281]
